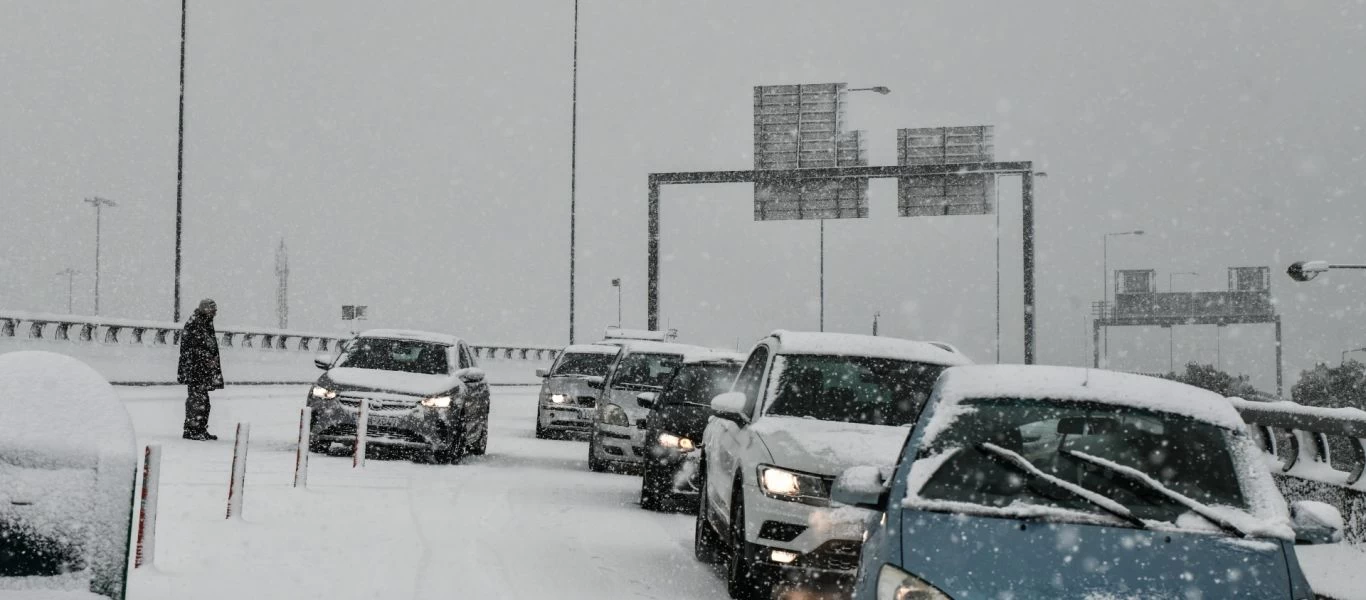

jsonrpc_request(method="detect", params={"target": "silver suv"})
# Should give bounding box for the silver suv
[534,343,621,438]
[587,339,707,472]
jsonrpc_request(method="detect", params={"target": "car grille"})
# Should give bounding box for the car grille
[759,521,806,542]
[576,396,596,408]
[323,424,428,446]
[799,540,862,572]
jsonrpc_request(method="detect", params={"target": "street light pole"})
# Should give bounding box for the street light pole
[611,278,622,328]
[174,0,188,322]
[56,268,79,314]
[1101,230,1145,366]
[567,0,579,344]
[84,197,117,315]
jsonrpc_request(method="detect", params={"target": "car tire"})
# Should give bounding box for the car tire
[726,486,771,600]
[588,434,608,472]
[468,419,489,456]
[694,459,722,564]
[307,434,327,454]
[435,431,464,465]
[534,417,549,439]
[640,462,663,511]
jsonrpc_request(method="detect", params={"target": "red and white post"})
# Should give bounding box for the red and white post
[353,399,370,468]
[134,443,162,568]
[226,422,250,519]
[294,407,312,488]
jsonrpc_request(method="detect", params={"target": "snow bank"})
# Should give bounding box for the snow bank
[0,351,137,600]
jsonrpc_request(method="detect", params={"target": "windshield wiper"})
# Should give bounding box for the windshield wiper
[977,442,1148,530]
[1062,450,1250,538]
[613,382,661,391]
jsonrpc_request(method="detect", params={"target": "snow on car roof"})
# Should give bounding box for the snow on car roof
[612,339,710,355]
[934,364,1245,430]
[681,349,747,364]
[356,328,462,346]
[0,351,135,467]
[770,330,973,366]
[559,343,623,355]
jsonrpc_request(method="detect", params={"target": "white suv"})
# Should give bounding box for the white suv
[695,331,971,599]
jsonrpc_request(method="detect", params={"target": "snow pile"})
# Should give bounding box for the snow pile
[0,351,137,600]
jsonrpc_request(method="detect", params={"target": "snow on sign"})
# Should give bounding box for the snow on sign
[752,83,869,221]
[897,126,997,217]
[0,351,137,600]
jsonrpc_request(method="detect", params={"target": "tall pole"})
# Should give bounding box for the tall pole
[56,268,78,314]
[84,197,116,315]
[567,0,579,344]
[1022,171,1035,364]
[174,0,188,323]
[1101,234,1108,365]
[819,219,825,332]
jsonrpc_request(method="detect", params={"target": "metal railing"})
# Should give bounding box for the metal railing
[1231,397,1366,543]
[0,310,561,362]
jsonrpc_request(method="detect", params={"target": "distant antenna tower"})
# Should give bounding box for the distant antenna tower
[275,238,289,329]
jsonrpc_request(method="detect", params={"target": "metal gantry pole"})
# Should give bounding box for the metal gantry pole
[567,0,579,344]
[819,219,825,332]
[1022,171,1036,364]
[174,0,187,323]
[647,178,660,330]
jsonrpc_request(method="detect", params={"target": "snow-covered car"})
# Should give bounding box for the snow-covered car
[534,343,621,439]
[695,331,972,599]
[637,351,745,511]
[843,365,1342,600]
[0,351,136,600]
[308,329,491,464]
[587,339,709,472]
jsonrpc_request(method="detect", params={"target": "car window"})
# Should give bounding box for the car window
[764,354,945,426]
[550,351,616,377]
[733,346,770,409]
[916,398,1249,523]
[335,338,451,375]
[658,363,742,406]
[609,352,683,389]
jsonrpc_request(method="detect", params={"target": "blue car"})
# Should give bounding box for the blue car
[838,365,1343,600]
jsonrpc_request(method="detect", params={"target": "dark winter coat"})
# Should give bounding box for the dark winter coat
[177,313,224,389]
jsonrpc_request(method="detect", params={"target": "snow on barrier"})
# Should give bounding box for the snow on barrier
[226,423,251,520]
[354,399,370,468]
[135,443,163,568]
[1232,397,1366,543]
[294,407,311,488]
[0,350,137,599]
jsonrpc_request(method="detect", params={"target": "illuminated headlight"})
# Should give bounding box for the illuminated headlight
[657,432,696,452]
[599,403,629,427]
[550,394,567,404]
[876,564,950,600]
[757,465,828,503]
[310,385,337,400]
[420,396,454,408]
[770,549,799,564]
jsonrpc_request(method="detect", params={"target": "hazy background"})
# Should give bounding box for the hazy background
[3,0,1364,393]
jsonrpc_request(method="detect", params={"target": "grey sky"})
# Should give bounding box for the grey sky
[3,0,1364,392]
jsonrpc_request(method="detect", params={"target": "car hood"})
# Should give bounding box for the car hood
[750,416,909,476]
[323,367,457,397]
[541,376,601,399]
[898,510,1294,599]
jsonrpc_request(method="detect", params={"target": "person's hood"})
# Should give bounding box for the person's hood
[896,509,1297,599]
[749,416,909,476]
[321,367,458,397]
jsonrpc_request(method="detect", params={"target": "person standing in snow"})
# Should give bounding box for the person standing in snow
[178,298,224,440]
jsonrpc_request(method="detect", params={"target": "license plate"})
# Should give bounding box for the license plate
[368,416,403,429]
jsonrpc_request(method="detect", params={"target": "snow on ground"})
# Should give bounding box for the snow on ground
[119,384,729,599]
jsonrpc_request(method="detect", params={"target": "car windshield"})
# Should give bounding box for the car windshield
[611,352,683,389]
[550,352,615,377]
[658,363,741,406]
[335,338,451,375]
[764,355,946,426]
[915,398,1250,524]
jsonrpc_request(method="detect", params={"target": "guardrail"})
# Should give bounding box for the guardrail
[0,310,561,362]
[1231,397,1366,543]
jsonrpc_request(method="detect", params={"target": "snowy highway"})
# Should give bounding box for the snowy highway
[122,384,734,600]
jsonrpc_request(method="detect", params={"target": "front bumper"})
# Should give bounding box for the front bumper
[537,403,596,433]
[645,443,701,495]
[592,422,647,464]
[741,482,871,576]
[309,395,456,450]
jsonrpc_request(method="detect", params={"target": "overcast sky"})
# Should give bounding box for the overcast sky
[3,0,1364,392]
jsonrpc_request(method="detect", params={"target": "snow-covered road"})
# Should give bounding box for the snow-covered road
[122,385,730,599]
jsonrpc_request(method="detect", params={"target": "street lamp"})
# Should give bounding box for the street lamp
[56,268,79,314]
[611,278,622,328]
[1342,347,1366,366]
[567,0,580,343]
[1287,260,1366,282]
[1100,230,1145,365]
[83,196,117,315]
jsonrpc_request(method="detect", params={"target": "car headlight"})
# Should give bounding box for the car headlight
[550,393,567,404]
[310,385,337,400]
[657,432,695,452]
[420,395,454,408]
[877,564,950,600]
[599,403,629,427]
[757,464,829,504]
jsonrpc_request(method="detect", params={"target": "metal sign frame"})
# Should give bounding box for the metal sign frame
[646,161,1039,363]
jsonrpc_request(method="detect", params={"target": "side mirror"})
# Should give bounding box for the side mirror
[584,376,605,390]
[314,354,332,370]
[456,368,486,384]
[710,392,749,425]
[535,368,549,378]
[831,465,890,511]
[637,392,658,410]
[1291,500,1344,545]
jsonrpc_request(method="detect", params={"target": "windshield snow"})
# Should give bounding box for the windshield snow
[764,355,946,426]
[550,352,615,378]
[335,338,451,376]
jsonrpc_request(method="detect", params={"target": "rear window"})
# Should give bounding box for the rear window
[611,352,684,389]
[336,338,451,375]
[551,352,615,378]
[764,354,946,426]
[658,363,741,406]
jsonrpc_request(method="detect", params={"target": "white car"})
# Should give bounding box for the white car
[587,339,709,472]
[694,330,972,599]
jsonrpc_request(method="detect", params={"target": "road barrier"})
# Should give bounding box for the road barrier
[226,423,250,519]
[1232,398,1366,543]
[354,400,370,468]
[295,408,311,488]
[135,444,162,569]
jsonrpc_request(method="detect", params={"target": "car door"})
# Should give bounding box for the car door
[705,344,771,526]
[458,343,490,428]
